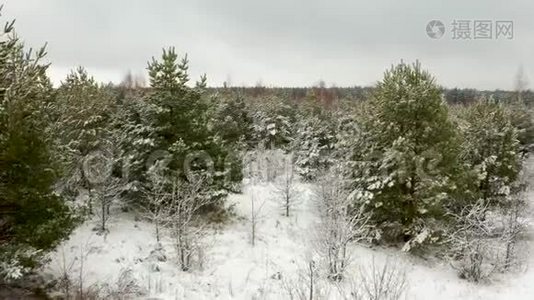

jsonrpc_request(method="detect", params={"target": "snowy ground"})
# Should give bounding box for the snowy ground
[43,160,534,299]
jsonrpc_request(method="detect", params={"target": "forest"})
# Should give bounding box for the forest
[1,7,534,300]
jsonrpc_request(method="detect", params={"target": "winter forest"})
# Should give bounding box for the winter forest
[2,5,534,300]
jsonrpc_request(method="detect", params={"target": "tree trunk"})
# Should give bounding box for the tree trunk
[101,200,106,232]
[286,196,289,217]
[309,261,314,300]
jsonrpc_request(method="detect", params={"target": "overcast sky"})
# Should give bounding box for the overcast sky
[5,0,533,89]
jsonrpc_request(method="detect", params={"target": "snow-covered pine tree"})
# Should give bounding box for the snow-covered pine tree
[506,102,534,156]
[147,49,208,155]
[52,67,116,204]
[331,100,377,217]
[213,94,254,150]
[362,62,466,249]
[292,103,336,181]
[460,99,522,207]
[0,14,75,280]
[457,99,527,271]
[145,47,241,206]
[250,96,295,150]
[111,89,157,204]
[210,93,252,189]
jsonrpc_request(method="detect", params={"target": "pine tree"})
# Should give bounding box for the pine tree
[54,67,114,160]
[506,103,534,156]
[292,104,336,181]
[214,94,254,149]
[144,47,241,205]
[111,89,156,202]
[0,15,75,280]
[361,62,466,247]
[52,68,119,217]
[460,100,521,207]
[250,96,295,149]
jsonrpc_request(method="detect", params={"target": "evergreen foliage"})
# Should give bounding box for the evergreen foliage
[0,15,75,280]
[359,62,466,247]
[460,100,522,207]
[127,47,243,207]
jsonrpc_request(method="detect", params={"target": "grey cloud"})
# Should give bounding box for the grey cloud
[4,0,533,89]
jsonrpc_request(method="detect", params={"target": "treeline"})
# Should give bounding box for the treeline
[207,86,534,106]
